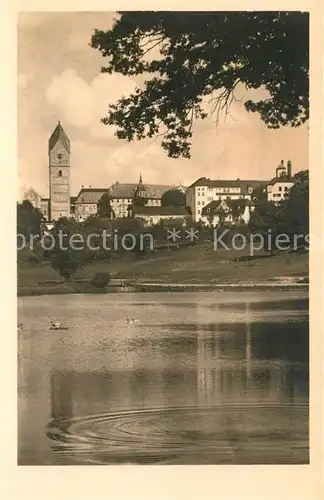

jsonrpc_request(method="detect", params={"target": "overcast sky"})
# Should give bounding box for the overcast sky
[18,11,308,198]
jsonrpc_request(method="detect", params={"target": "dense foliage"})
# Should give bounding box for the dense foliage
[17,200,44,241]
[91,272,111,288]
[161,188,186,206]
[17,169,308,282]
[91,11,309,158]
[43,218,82,279]
[98,192,115,218]
[249,170,309,251]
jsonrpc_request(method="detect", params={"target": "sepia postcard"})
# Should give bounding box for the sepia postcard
[1,2,323,500]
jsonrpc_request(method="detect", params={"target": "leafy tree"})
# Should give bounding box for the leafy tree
[218,206,227,227]
[161,188,186,206]
[98,192,115,218]
[293,170,309,183]
[49,249,81,280]
[91,272,111,288]
[206,212,214,228]
[251,185,268,204]
[229,200,244,224]
[46,217,83,280]
[17,200,44,241]
[249,196,276,232]
[91,11,309,158]
[248,197,281,253]
[248,170,309,254]
[283,169,309,239]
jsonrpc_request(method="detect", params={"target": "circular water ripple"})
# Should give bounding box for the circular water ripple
[46,404,308,464]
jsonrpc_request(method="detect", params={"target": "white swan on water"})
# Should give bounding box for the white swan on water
[126,318,140,325]
[50,321,68,330]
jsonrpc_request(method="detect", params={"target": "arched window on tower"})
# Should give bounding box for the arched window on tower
[58,170,63,177]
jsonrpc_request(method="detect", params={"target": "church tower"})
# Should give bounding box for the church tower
[48,121,71,221]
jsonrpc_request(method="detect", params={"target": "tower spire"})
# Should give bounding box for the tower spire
[49,121,71,154]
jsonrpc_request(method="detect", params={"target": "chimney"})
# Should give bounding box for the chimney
[287,160,292,178]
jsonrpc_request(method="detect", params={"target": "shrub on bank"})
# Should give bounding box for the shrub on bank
[91,272,111,288]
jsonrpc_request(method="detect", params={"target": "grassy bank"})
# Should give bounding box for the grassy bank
[17,243,308,296]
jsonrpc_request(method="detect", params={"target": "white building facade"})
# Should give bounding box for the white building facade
[267,160,294,204]
[186,178,267,224]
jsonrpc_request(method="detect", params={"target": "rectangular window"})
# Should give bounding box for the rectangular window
[278,186,282,191]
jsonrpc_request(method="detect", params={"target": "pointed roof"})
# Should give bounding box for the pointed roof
[48,121,71,154]
[135,173,147,195]
[201,198,252,217]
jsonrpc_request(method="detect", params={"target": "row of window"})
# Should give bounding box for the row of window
[76,198,161,205]
[111,199,132,204]
[197,187,241,195]
[272,192,289,198]
[111,198,161,205]
[196,187,253,194]
[196,195,248,206]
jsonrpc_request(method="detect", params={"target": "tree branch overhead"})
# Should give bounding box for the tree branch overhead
[90,11,309,158]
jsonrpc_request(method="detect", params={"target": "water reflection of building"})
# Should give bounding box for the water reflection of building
[48,298,308,424]
[50,371,73,424]
[194,300,304,407]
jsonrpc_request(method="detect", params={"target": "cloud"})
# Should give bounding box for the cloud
[67,12,117,52]
[45,69,137,139]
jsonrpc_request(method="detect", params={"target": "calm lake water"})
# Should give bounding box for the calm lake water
[18,291,309,465]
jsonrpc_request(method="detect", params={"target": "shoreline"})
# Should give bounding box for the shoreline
[18,278,309,297]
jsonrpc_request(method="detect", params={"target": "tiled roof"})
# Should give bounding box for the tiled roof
[109,182,178,199]
[188,177,268,192]
[267,176,294,186]
[75,188,109,204]
[133,205,190,216]
[48,121,71,154]
[201,198,251,216]
[109,183,137,198]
